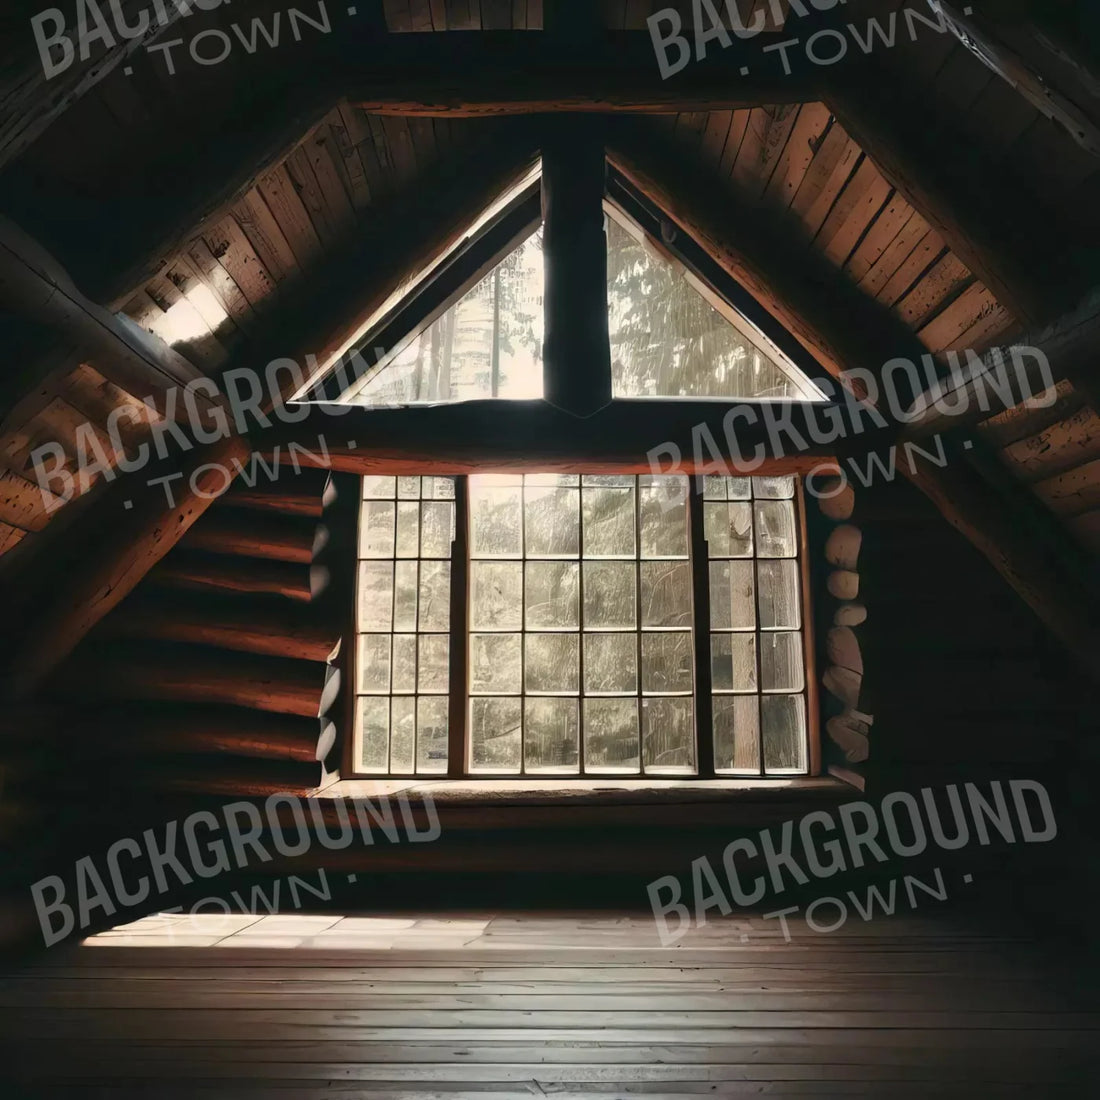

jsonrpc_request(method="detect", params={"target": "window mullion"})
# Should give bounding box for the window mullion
[447,476,470,779]
[688,484,715,778]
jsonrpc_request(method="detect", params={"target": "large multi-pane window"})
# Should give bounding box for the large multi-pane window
[353,472,814,778]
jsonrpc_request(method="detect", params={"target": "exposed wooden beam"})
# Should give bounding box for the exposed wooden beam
[272,400,838,474]
[930,0,1100,157]
[0,0,190,170]
[608,123,1100,680]
[541,117,612,416]
[347,32,817,114]
[904,288,1100,438]
[823,60,1088,326]
[0,215,209,422]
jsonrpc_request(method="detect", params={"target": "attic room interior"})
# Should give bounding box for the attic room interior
[0,0,1099,1095]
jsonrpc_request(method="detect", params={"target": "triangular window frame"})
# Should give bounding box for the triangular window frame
[297,163,832,409]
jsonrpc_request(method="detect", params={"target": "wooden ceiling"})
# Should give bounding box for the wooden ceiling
[0,0,1097,684]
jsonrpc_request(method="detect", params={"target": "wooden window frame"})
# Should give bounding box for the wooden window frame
[339,471,821,782]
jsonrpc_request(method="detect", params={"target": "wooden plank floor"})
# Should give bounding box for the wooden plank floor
[0,911,1097,1098]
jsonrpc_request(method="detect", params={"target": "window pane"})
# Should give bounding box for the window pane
[418,562,451,631]
[525,485,579,557]
[417,697,450,773]
[358,697,390,771]
[759,631,804,693]
[763,694,807,773]
[642,632,693,694]
[346,229,544,407]
[470,633,522,694]
[583,562,636,629]
[640,561,693,629]
[391,634,417,693]
[390,697,416,773]
[360,500,395,557]
[470,485,522,557]
[711,632,757,693]
[525,698,579,772]
[643,697,694,772]
[753,475,796,500]
[420,501,454,557]
[714,696,760,774]
[755,499,796,558]
[525,562,579,630]
[393,560,418,631]
[471,698,522,772]
[709,560,755,631]
[525,633,579,693]
[757,560,801,631]
[606,214,820,400]
[471,562,523,630]
[395,501,419,557]
[582,486,635,557]
[358,561,393,631]
[639,480,688,558]
[358,635,391,692]
[418,635,450,693]
[584,698,639,771]
[583,633,638,694]
[705,501,753,558]
[362,476,395,499]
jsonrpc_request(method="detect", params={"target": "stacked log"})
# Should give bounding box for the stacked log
[811,474,871,788]
[39,469,340,800]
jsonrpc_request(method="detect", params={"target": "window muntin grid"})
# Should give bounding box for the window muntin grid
[705,475,808,776]
[352,472,811,778]
[467,474,694,776]
[355,475,456,774]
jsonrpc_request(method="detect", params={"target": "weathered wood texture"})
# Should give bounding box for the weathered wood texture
[0,911,1097,1095]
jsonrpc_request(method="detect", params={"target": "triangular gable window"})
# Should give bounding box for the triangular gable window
[605,203,826,403]
[342,227,545,407]
[305,163,828,409]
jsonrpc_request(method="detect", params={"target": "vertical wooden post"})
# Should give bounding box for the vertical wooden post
[541,117,613,417]
[447,477,470,778]
[688,486,715,778]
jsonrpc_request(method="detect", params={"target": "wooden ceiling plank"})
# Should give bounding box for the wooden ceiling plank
[844,192,912,285]
[824,61,1084,325]
[700,111,736,166]
[0,522,26,556]
[286,144,345,249]
[1000,405,1100,485]
[718,110,752,179]
[230,190,303,288]
[789,130,861,241]
[256,166,325,272]
[879,233,948,310]
[330,107,375,213]
[763,103,834,212]
[200,218,279,313]
[817,161,894,268]
[895,254,974,331]
[177,242,256,335]
[857,211,927,300]
[917,282,1003,354]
